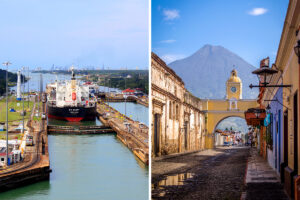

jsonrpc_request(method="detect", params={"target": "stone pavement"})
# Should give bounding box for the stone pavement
[152,147,249,200]
[242,148,289,200]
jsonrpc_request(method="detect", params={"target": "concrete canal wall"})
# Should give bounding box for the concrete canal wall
[0,165,50,192]
[47,125,114,135]
[102,96,149,107]
[97,102,149,164]
[0,119,51,192]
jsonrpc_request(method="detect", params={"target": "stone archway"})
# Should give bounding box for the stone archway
[213,115,248,146]
[213,115,246,133]
[202,98,258,148]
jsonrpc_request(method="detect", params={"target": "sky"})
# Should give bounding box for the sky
[0,0,149,70]
[152,0,289,66]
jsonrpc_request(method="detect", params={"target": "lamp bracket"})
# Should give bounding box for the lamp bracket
[264,98,291,110]
[249,84,292,88]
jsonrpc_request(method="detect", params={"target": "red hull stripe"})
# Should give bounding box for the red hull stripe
[48,114,84,122]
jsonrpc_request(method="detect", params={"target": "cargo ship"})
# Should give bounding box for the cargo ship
[46,67,97,122]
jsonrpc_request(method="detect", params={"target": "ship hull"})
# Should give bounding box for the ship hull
[47,105,97,122]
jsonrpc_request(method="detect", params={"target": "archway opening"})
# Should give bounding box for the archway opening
[214,116,250,146]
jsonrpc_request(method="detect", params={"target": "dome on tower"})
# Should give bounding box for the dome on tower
[227,69,241,83]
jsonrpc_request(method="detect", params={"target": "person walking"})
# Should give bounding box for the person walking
[248,132,253,147]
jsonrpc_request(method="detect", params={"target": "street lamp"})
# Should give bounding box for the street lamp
[107,78,110,107]
[266,104,271,113]
[26,66,30,108]
[249,64,292,89]
[2,61,11,166]
[21,67,26,135]
[124,75,127,119]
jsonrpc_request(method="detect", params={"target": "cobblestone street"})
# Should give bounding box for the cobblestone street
[152,147,289,200]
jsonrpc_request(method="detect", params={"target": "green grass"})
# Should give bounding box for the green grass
[33,116,41,121]
[0,132,23,140]
[0,95,38,122]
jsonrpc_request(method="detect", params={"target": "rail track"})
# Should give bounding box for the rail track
[0,101,47,176]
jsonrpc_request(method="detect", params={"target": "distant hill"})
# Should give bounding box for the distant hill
[0,69,25,95]
[168,44,259,99]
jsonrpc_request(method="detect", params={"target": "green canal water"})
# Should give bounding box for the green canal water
[0,102,149,200]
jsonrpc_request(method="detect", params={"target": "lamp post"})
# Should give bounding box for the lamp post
[2,61,11,166]
[108,78,110,107]
[21,67,25,135]
[27,67,30,108]
[124,75,127,119]
[37,67,41,117]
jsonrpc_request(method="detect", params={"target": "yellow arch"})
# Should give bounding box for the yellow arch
[202,99,258,148]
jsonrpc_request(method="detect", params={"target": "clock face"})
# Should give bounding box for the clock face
[231,87,237,93]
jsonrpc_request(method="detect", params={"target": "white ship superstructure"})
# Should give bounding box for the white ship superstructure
[46,68,98,122]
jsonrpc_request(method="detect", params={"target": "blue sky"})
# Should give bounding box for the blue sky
[0,0,148,70]
[152,0,289,66]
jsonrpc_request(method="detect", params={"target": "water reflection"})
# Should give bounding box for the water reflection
[0,125,148,200]
[152,173,194,197]
[0,73,149,200]
[0,181,51,200]
[47,118,102,127]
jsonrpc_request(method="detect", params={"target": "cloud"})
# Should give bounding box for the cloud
[161,54,185,64]
[160,39,176,44]
[163,9,180,21]
[248,8,268,16]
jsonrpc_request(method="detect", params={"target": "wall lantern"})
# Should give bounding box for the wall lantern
[249,63,292,89]
[266,104,271,113]
[294,40,300,64]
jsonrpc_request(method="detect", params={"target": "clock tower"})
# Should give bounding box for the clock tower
[226,69,242,100]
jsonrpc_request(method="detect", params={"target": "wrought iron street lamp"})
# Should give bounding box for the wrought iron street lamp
[249,66,292,89]
[2,61,11,166]
[249,62,292,89]
[266,104,271,113]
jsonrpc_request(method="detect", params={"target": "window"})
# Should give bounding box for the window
[1,158,4,161]
[176,104,179,120]
[229,98,237,110]
[173,101,176,120]
[266,113,273,149]
[169,101,172,119]
[174,86,177,96]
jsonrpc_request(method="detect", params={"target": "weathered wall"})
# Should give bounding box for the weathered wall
[151,53,206,157]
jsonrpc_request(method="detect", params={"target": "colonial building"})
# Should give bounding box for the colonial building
[250,0,300,198]
[151,52,205,157]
